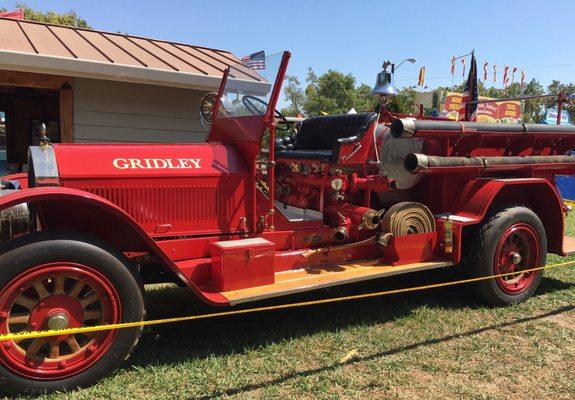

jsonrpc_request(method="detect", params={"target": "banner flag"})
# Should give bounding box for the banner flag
[458,53,478,121]
[520,69,526,87]
[418,66,426,86]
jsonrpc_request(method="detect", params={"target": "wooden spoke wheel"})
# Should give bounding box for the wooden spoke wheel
[0,263,120,379]
[0,234,144,395]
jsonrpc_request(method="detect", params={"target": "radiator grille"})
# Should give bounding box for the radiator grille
[82,184,239,225]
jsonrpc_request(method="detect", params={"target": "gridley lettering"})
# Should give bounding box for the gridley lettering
[113,158,202,169]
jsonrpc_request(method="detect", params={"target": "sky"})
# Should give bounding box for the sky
[2,0,575,94]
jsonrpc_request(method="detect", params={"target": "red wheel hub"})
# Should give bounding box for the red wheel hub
[494,223,541,295]
[0,263,121,380]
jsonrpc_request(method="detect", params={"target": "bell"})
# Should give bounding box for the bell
[372,70,398,97]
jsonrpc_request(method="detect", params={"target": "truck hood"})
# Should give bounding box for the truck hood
[51,143,248,181]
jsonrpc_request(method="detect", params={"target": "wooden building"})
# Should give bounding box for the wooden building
[0,17,246,174]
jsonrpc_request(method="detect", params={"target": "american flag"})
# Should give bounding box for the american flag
[241,51,266,70]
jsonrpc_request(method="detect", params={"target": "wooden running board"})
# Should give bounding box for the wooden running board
[563,236,575,255]
[221,259,453,305]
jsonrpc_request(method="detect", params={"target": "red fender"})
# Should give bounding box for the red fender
[449,178,565,260]
[0,187,228,305]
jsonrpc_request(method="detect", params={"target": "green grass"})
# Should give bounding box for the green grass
[9,216,575,399]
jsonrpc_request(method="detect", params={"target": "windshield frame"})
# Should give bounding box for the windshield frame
[207,51,291,159]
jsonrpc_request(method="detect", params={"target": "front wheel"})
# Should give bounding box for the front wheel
[465,206,546,306]
[0,234,145,395]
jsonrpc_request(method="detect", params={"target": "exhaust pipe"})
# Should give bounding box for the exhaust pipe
[391,118,575,139]
[404,153,575,174]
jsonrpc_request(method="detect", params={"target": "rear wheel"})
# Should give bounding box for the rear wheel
[0,234,144,395]
[466,206,546,306]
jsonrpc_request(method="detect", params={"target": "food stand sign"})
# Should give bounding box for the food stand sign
[441,92,522,122]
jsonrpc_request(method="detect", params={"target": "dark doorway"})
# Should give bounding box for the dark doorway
[0,87,60,175]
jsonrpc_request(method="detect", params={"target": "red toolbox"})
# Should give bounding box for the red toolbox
[210,238,275,291]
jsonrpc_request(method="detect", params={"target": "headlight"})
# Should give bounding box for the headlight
[28,146,59,187]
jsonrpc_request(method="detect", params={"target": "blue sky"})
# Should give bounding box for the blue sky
[2,0,575,92]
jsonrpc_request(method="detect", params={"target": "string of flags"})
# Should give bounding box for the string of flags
[451,54,525,87]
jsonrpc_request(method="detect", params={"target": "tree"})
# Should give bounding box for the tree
[1,3,91,28]
[282,75,306,116]
[304,69,357,116]
[386,87,417,114]
[282,68,379,116]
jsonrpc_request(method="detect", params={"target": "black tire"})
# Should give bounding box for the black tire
[465,206,546,306]
[0,232,145,395]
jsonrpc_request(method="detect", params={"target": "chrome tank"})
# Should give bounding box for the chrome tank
[377,122,423,190]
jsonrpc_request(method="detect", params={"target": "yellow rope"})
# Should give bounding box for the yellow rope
[0,260,573,342]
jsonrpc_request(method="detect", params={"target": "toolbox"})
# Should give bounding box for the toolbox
[210,237,275,291]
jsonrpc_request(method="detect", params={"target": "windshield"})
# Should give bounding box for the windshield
[208,51,289,161]
[216,52,282,119]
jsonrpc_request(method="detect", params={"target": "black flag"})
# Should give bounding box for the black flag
[459,52,478,121]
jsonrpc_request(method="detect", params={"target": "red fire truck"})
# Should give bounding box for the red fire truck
[0,51,574,393]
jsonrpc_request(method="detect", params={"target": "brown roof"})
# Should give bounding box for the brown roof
[0,17,263,89]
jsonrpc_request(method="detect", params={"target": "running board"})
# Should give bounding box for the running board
[221,259,453,305]
[563,236,575,255]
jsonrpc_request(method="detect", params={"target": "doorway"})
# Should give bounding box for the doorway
[0,70,73,176]
[0,87,60,175]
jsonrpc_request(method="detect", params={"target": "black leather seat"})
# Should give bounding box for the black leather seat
[275,112,377,162]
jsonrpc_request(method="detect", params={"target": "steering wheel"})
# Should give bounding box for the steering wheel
[242,95,291,132]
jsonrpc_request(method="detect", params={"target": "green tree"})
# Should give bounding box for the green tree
[1,3,91,28]
[281,75,305,116]
[282,68,379,116]
[355,83,379,113]
[386,87,417,114]
[304,69,357,115]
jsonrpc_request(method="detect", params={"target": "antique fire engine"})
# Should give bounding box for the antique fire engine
[0,51,574,394]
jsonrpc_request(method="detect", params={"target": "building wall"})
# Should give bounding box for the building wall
[73,78,210,143]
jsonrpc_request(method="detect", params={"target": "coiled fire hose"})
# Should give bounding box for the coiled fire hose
[381,202,436,236]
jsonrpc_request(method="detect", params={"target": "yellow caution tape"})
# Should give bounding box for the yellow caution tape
[0,260,573,342]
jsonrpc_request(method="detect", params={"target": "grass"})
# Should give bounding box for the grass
[9,216,575,399]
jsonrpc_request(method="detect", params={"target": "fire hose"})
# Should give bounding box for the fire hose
[381,202,435,235]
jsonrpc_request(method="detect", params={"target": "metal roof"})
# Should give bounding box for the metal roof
[0,17,263,90]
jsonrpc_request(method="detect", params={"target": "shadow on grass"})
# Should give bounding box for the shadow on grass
[193,304,574,399]
[126,269,575,377]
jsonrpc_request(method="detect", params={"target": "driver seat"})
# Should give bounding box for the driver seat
[275,112,377,162]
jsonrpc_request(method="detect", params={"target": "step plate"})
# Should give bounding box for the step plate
[563,236,575,255]
[221,259,453,305]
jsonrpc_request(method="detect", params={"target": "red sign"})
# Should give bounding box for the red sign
[442,92,522,123]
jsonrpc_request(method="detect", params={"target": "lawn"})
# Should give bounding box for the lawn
[10,216,575,399]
